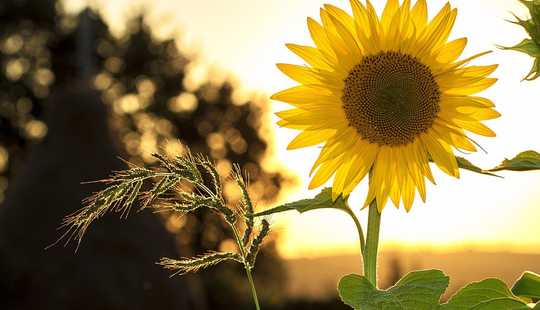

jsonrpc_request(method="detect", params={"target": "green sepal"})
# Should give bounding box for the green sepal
[504,0,540,80]
[524,57,540,81]
[502,39,540,57]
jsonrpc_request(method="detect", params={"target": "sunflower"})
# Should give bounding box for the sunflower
[273,0,500,211]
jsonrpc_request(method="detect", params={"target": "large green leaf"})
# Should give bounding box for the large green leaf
[513,272,540,303]
[338,270,449,310]
[254,188,347,217]
[489,151,540,172]
[441,278,528,309]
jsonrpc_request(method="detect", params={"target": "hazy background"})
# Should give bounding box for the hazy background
[63,0,540,257]
[0,0,539,308]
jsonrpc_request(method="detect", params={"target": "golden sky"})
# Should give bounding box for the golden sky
[66,0,540,258]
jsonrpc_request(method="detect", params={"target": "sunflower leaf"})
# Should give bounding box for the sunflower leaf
[338,270,449,310]
[512,271,540,303]
[440,278,529,309]
[253,187,348,217]
[456,157,501,177]
[489,151,540,172]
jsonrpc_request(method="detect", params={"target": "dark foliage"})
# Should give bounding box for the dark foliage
[0,0,291,308]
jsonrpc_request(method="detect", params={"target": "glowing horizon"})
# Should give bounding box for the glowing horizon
[65,0,540,258]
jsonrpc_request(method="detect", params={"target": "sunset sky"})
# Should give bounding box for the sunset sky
[66,0,540,258]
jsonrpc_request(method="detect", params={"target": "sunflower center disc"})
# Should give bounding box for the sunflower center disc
[342,51,441,146]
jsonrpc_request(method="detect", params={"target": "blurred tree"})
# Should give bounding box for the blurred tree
[0,0,290,308]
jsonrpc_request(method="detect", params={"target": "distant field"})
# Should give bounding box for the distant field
[285,251,540,301]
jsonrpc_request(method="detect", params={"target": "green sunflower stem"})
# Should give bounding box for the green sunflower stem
[364,200,381,287]
[344,207,366,267]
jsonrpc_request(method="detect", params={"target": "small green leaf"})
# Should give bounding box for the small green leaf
[513,272,540,303]
[338,270,449,310]
[489,151,540,172]
[441,278,526,309]
[456,157,501,177]
[254,188,347,217]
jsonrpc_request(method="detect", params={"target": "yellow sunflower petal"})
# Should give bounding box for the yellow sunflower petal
[350,0,378,54]
[276,63,321,85]
[402,176,416,212]
[332,154,358,200]
[324,4,356,35]
[464,108,501,120]
[306,17,338,65]
[371,147,393,210]
[421,132,459,178]
[276,119,309,130]
[416,6,457,59]
[381,0,400,32]
[286,44,333,70]
[271,85,335,105]
[310,128,359,173]
[342,143,378,196]
[327,14,362,66]
[432,122,476,152]
[349,0,370,34]
[276,63,344,89]
[436,38,467,64]
[288,129,336,150]
[365,0,382,48]
[309,155,345,189]
[275,109,345,130]
[320,9,350,58]
[411,0,428,32]
[453,120,496,137]
[445,78,497,95]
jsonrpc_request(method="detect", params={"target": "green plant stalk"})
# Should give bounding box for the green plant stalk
[364,200,381,287]
[244,265,260,310]
[231,225,261,310]
[343,207,366,267]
